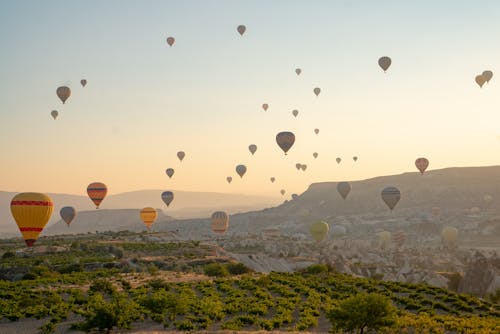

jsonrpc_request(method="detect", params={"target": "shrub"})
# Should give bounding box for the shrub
[301,264,330,274]
[226,262,252,275]
[204,263,229,277]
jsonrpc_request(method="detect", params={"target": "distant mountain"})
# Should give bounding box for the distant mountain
[0,190,281,236]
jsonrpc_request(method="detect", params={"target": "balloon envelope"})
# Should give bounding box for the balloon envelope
[140,207,158,229]
[236,164,247,178]
[310,221,329,242]
[337,182,351,199]
[392,230,407,248]
[292,109,298,117]
[248,144,257,155]
[211,211,229,234]
[237,25,246,36]
[167,37,175,46]
[336,157,341,164]
[313,152,318,159]
[475,75,486,88]
[276,131,295,155]
[353,156,358,162]
[415,157,429,174]
[177,151,185,161]
[314,128,319,135]
[80,79,87,87]
[280,189,286,195]
[482,70,493,83]
[87,182,108,209]
[381,186,401,211]
[442,226,458,245]
[166,168,175,178]
[51,110,58,120]
[56,86,71,104]
[226,176,232,184]
[295,163,302,170]
[270,177,275,183]
[313,87,321,96]
[301,164,307,171]
[60,206,76,226]
[262,103,268,111]
[378,56,392,72]
[11,192,53,247]
[295,68,302,75]
[161,191,174,207]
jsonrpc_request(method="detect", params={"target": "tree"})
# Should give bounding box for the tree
[328,293,397,334]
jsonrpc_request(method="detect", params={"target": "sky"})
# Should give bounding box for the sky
[0,0,499,197]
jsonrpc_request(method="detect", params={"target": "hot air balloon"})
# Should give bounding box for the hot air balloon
[295,163,302,170]
[313,87,321,96]
[166,37,175,47]
[161,191,174,207]
[337,182,351,199]
[177,151,185,161]
[80,79,87,87]
[475,75,486,88]
[276,131,295,155]
[482,70,493,83]
[56,86,71,104]
[336,157,341,164]
[295,68,302,75]
[226,176,232,184]
[381,186,401,211]
[313,152,318,159]
[378,56,392,72]
[292,109,299,117]
[310,221,329,242]
[140,207,157,230]
[292,194,298,200]
[377,231,392,247]
[270,177,275,183]
[392,230,407,248]
[442,226,458,246]
[353,156,358,162]
[87,182,108,209]
[166,168,175,178]
[249,144,257,155]
[415,157,429,174]
[10,193,53,247]
[262,103,268,111]
[237,25,246,36]
[211,211,229,234]
[280,189,286,196]
[51,110,58,120]
[314,128,319,135]
[60,206,76,227]
[301,164,307,171]
[236,164,247,178]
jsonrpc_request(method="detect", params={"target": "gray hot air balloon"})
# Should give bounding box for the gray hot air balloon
[177,151,185,161]
[475,75,486,88]
[237,25,246,36]
[295,68,302,75]
[249,144,257,155]
[313,87,321,96]
[226,176,232,184]
[211,211,229,234]
[60,206,76,226]
[51,110,58,120]
[280,189,286,196]
[161,191,174,207]
[301,164,307,171]
[270,177,275,183]
[337,182,351,199]
[236,164,247,178]
[295,163,302,170]
[313,152,318,159]
[166,168,174,178]
[353,156,358,162]
[166,36,175,47]
[378,56,392,72]
[336,157,341,164]
[276,131,295,155]
[292,109,299,117]
[56,86,71,104]
[314,128,319,135]
[482,70,493,83]
[80,79,87,87]
[381,186,401,211]
[262,103,269,111]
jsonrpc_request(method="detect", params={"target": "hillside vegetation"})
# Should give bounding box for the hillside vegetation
[0,235,498,333]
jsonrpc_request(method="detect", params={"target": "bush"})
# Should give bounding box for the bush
[89,278,116,295]
[328,293,397,334]
[301,264,330,274]
[204,263,229,277]
[226,262,252,275]
[2,251,15,259]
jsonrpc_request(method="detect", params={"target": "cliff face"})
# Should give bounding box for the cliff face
[459,251,500,296]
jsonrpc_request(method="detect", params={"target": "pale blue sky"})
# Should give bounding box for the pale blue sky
[1,1,499,196]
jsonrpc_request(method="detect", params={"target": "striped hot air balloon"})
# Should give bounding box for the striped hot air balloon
[10,193,53,247]
[392,230,407,248]
[140,207,158,230]
[87,182,108,209]
[211,211,229,234]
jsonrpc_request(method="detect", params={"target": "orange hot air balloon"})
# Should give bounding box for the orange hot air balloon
[10,193,54,247]
[415,157,429,174]
[56,86,71,104]
[262,103,269,111]
[87,182,108,209]
[211,211,229,234]
[166,37,175,47]
[140,207,158,230]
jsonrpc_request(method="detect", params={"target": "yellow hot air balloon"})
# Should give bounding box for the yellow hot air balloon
[378,56,392,72]
[442,226,458,247]
[140,207,158,230]
[10,193,53,247]
[211,211,229,234]
[310,221,329,242]
[56,86,71,104]
[377,231,392,248]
